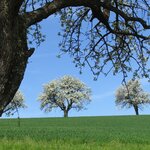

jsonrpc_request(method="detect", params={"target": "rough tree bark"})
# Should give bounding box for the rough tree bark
[0,0,33,116]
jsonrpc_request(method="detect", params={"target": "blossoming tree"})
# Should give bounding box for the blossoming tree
[115,80,150,115]
[3,90,27,117]
[38,75,91,117]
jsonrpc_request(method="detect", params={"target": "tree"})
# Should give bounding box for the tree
[115,80,150,115]
[0,0,149,116]
[38,75,91,117]
[3,90,27,117]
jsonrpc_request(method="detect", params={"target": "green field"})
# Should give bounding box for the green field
[0,115,150,149]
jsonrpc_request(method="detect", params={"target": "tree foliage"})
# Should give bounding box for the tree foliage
[3,91,27,117]
[38,75,91,117]
[115,80,150,115]
[22,0,150,80]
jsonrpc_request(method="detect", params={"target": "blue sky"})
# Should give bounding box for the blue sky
[6,15,150,118]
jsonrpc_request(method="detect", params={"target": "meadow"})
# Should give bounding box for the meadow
[0,115,150,149]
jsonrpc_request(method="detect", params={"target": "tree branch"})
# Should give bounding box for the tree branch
[106,3,150,29]
[23,0,150,33]
[24,0,95,27]
[2,107,12,114]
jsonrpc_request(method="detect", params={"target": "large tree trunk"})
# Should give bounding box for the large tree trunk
[0,0,33,116]
[133,105,139,116]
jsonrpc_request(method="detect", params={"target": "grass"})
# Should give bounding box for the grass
[0,115,150,149]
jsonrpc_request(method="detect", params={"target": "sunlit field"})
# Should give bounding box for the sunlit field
[0,116,150,149]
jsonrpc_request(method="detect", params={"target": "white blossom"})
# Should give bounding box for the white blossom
[115,79,150,115]
[4,90,27,116]
[38,75,91,117]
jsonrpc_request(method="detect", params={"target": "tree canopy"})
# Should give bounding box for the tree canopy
[3,91,27,117]
[23,0,150,80]
[115,80,150,115]
[38,75,91,117]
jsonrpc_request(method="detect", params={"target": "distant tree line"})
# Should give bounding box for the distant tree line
[1,76,150,117]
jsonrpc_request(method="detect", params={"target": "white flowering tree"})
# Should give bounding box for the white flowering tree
[115,80,150,115]
[38,75,91,117]
[3,90,27,117]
